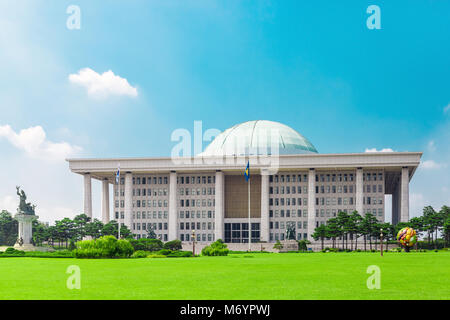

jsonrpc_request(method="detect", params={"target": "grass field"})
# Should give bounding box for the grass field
[0,251,449,300]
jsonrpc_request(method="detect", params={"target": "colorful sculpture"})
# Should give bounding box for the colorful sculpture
[396,227,417,251]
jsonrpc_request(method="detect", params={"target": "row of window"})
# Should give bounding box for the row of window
[121,172,383,187]
[115,199,169,209]
[180,233,214,242]
[270,221,308,230]
[180,222,215,230]
[135,234,168,241]
[315,208,383,218]
[270,174,308,183]
[133,176,168,185]
[269,184,383,196]
[132,188,168,197]
[270,209,308,218]
[133,222,167,231]
[270,198,308,206]
[179,210,215,219]
[179,199,215,207]
[269,196,383,207]
[178,176,215,184]
[115,211,169,220]
[270,233,308,241]
[269,172,383,184]
[178,187,215,196]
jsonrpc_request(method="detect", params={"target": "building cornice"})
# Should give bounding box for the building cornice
[67,152,423,180]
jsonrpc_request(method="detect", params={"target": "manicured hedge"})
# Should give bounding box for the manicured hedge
[0,249,74,258]
[128,238,164,252]
[73,235,134,258]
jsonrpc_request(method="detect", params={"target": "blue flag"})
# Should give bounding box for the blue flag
[244,161,250,182]
[116,165,120,184]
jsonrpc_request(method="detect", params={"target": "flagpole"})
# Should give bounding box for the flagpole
[248,166,251,252]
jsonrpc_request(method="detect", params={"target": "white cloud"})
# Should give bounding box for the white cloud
[68,68,138,99]
[427,140,436,152]
[0,195,17,213]
[0,125,81,162]
[364,147,395,153]
[420,159,446,170]
[444,103,450,114]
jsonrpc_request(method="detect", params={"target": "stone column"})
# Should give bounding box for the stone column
[168,171,178,241]
[15,214,36,246]
[84,173,92,219]
[356,167,364,215]
[124,172,133,230]
[400,167,409,222]
[392,183,400,225]
[307,168,316,241]
[214,170,224,241]
[260,169,270,242]
[101,178,110,224]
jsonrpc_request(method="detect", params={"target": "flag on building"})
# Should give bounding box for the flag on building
[244,161,250,182]
[116,164,120,184]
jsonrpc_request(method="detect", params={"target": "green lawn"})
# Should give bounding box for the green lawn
[0,251,449,299]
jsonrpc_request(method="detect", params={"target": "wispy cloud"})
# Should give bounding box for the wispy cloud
[420,159,446,170]
[0,125,81,162]
[69,68,138,99]
[444,103,450,114]
[364,147,395,153]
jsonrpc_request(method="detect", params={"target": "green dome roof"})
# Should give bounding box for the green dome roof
[200,120,318,156]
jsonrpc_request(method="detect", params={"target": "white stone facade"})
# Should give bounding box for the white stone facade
[68,152,421,244]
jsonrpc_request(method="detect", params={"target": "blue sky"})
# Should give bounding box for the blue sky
[0,0,449,223]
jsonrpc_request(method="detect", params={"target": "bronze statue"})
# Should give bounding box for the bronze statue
[16,186,35,215]
[286,222,296,240]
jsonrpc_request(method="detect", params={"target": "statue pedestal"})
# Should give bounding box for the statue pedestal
[14,213,38,250]
[279,240,298,252]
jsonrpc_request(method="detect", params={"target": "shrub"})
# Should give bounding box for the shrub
[129,238,164,252]
[201,239,229,256]
[297,240,310,252]
[73,235,134,258]
[2,248,25,255]
[163,239,182,251]
[4,247,24,255]
[131,250,149,258]
[273,240,283,250]
[158,249,172,256]
[167,251,192,258]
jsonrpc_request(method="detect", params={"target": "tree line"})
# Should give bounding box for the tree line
[311,205,450,251]
[1,204,449,249]
[0,211,157,248]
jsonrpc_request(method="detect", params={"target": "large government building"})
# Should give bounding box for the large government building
[67,120,422,246]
